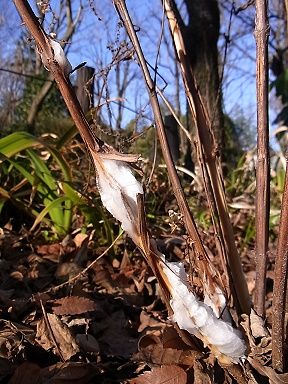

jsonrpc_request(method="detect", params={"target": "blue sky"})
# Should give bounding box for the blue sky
[2,0,279,146]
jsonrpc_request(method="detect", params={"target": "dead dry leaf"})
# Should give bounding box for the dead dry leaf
[135,343,199,366]
[75,334,100,353]
[36,313,79,360]
[248,357,288,384]
[52,296,98,316]
[130,365,187,384]
[193,360,213,383]
[8,362,41,384]
[9,362,100,384]
[138,310,166,333]
[136,332,200,366]
[250,309,269,338]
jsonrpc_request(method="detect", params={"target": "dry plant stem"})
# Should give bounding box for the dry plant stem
[113,0,208,260]
[157,86,231,290]
[13,0,137,164]
[272,158,288,372]
[163,0,250,314]
[254,0,270,318]
[13,0,96,149]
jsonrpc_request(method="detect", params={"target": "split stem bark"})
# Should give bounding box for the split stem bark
[254,0,270,318]
[163,0,250,314]
[272,155,288,372]
[113,0,208,259]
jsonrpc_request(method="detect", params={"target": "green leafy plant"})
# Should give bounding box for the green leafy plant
[0,131,88,237]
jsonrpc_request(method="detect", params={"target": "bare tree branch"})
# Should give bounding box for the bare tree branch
[26,0,83,132]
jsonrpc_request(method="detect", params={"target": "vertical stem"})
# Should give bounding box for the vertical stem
[112,0,208,260]
[163,0,250,314]
[254,0,270,318]
[272,157,288,372]
[13,0,102,152]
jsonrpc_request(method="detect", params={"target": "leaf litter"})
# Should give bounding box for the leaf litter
[0,209,280,383]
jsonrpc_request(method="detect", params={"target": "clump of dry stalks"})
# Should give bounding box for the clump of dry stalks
[13,0,288,381]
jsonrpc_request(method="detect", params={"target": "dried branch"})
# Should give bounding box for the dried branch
[272,155,288,372]
[235,0,255,15]
[163,0,250,314]
[13,0,137,164]
[26,0,83,131]
[112,0,209,260]
[253,0,270,318]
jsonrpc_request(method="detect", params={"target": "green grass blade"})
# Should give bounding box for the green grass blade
[0,132,40,157]
[30,196,70,234]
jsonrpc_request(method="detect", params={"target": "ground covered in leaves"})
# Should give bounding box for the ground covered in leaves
[0,225,281,383]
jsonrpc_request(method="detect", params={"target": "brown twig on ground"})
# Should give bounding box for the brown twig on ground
[272,154,288,372]
[40,300,65,362]
[163,0,250,315]
[253,0,270,318]
[42,232,123,294]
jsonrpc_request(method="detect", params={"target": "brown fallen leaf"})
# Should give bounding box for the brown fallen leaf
[75,334,100,353]
[138,310,166,333]
[52,296,98,316]
[248,357,288,384]
[0,327,25,359]
[129,365,187,384]
[135,343,199,366]
[250,309,269,338]
[36,313,79,360]
[193,360,213,384]
[136,333,200,366]
[9,362,100,384]
[8,362,41,384]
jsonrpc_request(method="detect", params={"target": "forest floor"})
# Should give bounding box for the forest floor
[0,221,278,384]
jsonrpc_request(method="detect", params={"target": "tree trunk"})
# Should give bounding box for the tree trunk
[75,66,95,113]
[183,0,223,149]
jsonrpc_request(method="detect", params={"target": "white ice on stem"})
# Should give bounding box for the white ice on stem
[41,38,72,77]
[162,259,246,363]
[92,156,143,245]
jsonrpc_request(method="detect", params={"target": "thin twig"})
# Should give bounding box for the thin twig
[42,231,123,294]
[272,155,288,372]
[0,67,54,82]
[253,0,270,318]
[235,0,255,15]
[147,127,158,186]
[40,300,65,362]
[153,1,165,86]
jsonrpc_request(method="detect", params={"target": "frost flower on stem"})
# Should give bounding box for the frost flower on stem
[91,154,143,245]
[162,259,247,364]
[41,38,72,76]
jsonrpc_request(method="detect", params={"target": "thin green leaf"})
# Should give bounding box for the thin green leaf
[0,131,40,158]
[30,196,70,233]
